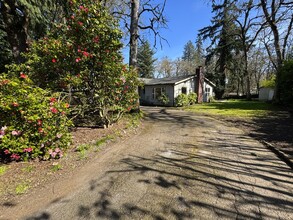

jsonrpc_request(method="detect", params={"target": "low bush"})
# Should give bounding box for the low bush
[175,93,189,107]
[0,74,72,162]
[188,92,197,105]
[158,93,170,105]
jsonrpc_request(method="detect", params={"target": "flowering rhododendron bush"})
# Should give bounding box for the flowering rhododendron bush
[13,0,140,127]
[0,74,72,162]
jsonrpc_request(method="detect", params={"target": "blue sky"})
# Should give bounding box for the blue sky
[153,0,213,59]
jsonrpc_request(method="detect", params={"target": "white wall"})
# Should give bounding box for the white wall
[259,88,274,101]
[174,78,195,98]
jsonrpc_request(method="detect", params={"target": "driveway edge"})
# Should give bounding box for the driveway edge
[261,140,293,170]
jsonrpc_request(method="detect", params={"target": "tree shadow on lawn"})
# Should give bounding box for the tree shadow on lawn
[225,110,293,160]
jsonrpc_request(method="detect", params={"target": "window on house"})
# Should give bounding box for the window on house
[205,87,211,96]
[181,87,187,94]
[152,87,166,100]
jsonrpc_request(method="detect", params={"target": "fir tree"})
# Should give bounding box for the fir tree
[137,40,157,78]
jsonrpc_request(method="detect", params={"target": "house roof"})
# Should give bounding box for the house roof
[140,74,216,87]
[140,74,196,86]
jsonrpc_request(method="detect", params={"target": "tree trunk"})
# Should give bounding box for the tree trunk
[129,0,139,67]
[1,0,29,64]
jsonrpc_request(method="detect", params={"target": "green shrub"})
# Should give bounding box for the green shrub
[279,60,293,104]
[158,93,170,105]
[260,75,275,88]
[188,92,197,105]
[0,74,72,162]
[175,93,189,107]
[9,0,140,127]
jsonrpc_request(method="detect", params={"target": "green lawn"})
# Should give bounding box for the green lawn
[186,100,279,118]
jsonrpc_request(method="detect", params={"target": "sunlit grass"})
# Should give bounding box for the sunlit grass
[186,99,278,118]
[0,166,8,176]
[15,182,30,194]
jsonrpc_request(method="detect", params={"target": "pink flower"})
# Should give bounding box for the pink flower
[55,148,61,153]
[12,102,19,107]
[20,72,27,79]
[51,152,57,158]
[65,103,70,108]
[56,133,62,139]
[23,147,33,153]
[10,154,20,160]
[11,130,21,136]
[52,58,57,63]
[50,107,58,114]
[78,21,83,26]
[4,149,10,154]
[75,57,81,62]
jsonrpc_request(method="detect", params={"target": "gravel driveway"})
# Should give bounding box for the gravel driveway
[5,107,293,219]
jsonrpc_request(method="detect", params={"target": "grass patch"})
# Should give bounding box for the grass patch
[124,111,143,129]
[15,182,30,194]
[22,165,34,173]
[51,163,62,172]
[186,100,278,118]
[95,135,114,147]
[0,166,8,176]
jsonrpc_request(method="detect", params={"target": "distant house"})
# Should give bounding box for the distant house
[139,67,215,106]
[259,87,274,101]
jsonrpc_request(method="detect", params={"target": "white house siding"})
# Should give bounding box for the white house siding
[174,78,195,98]
[203,82,214,102]
[259,87,274,101]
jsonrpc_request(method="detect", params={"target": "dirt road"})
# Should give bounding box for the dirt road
[3,107,293,219]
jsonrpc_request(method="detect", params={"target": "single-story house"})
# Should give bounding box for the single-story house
[259,87,274,101]
[139,67,215,106]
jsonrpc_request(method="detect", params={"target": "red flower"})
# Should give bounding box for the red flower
[20,72,27,79]
[71,15,75,19]
[79,5,84,10]
[78,21,83,26]
[82,51,89,57]
[38,127,43,133]
[52,58,57,63]
[37,119,42,126]
[50,97,57,103]
[0,79,10,85]
[93,36,99,43]
[78,49,81,53]
[75,57,81,62]
[4,149,10,154]
[50,107,58,114]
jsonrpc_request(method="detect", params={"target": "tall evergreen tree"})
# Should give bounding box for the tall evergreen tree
[182,40,196,62]
[199,0,238,98]
[181,40,197,74]
[137,40,157,78]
